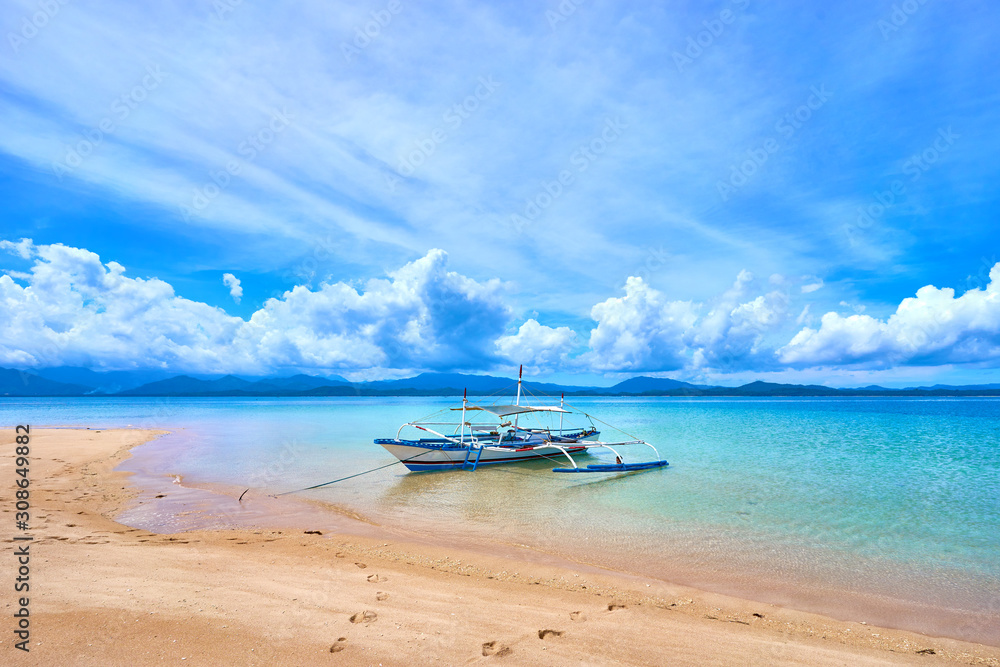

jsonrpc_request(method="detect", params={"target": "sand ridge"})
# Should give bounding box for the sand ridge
[2,428,999,666]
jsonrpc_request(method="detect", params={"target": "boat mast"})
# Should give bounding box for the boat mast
[461,388,467,444]
[514,365,522,433]
[560,392,564,434]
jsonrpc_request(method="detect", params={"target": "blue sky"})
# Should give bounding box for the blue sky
[1,0,999,386]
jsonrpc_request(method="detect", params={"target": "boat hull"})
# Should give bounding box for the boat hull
[377,440,588,471]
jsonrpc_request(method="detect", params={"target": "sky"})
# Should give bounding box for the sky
[1,0,999,387]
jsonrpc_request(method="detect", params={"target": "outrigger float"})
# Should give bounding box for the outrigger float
[375,367,669,474]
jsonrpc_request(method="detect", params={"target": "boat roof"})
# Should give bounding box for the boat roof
[452,404,570,416]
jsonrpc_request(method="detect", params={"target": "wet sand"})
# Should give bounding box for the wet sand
[3,428,999,666]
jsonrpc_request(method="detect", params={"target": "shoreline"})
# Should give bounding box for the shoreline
[123,459,1000,649]
[118,425,1000,649]
[3,427,999,665]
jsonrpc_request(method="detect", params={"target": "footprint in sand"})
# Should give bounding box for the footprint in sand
[329,637,348,653]
[569,611,586,621]
[335,552,345,558]
[537,629,564,640]
[366,574,384,583]
[355,562,367,569]
[349,611,377,624]
[607,603,627,611]
[376,592,389,601]
[482,641,512,657]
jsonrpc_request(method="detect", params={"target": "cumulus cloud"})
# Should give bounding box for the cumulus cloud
[9,239,1000,378]
[586,276,699,371]
[496,319,578,369]
[779,264,1000,367]
[0,238,35,259]
[0,242,245,371]
[584,271,789,372]
[222,273,243,303]
[0,242,509,374]
[242,249,510,372]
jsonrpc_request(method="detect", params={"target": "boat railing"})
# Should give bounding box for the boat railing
[395,421,504,444]
[395,421,593,442]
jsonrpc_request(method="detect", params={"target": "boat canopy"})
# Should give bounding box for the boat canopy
[450,404,570,416]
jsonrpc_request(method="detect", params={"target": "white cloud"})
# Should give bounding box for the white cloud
[0,242,509,374]
[7,239,1000,379]
[0,242,245,372]
[801,278,824,293]
[585,276,699,371]
[584,271,789,372]
[222,273,243,303]
[241,249,511,372]
[495,319,578,369]
[779,264,1000,367]
[0,238,34,259]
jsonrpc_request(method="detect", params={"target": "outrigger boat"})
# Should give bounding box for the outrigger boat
[375,367,669,474]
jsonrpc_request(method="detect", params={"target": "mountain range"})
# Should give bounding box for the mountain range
[1,367,999,397]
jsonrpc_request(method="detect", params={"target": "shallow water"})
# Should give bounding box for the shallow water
[5,395,999,643]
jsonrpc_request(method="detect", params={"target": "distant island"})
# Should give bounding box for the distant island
[3,367,1000,398]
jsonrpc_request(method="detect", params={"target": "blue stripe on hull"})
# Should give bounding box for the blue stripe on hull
[379,441,587,472]
[405,457,523,471]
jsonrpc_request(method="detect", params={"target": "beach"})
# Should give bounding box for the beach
[1,427,998,666]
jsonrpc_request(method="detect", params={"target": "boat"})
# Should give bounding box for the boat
[375,367,669,473]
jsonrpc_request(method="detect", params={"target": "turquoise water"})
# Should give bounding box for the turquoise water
[4,396,999,642]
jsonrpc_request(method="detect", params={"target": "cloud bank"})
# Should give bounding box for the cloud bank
[0,241,507,375]
[780,265,1000,368]
[585,271,789,372]
[2,239,1000,378]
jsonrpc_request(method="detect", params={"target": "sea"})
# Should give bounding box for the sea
[3,396,999,644]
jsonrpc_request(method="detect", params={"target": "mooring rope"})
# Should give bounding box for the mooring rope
[271,449,438,497]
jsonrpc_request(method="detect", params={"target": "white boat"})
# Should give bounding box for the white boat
[375,367,669,474]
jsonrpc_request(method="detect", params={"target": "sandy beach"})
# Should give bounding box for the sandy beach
[3,428,999,666]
